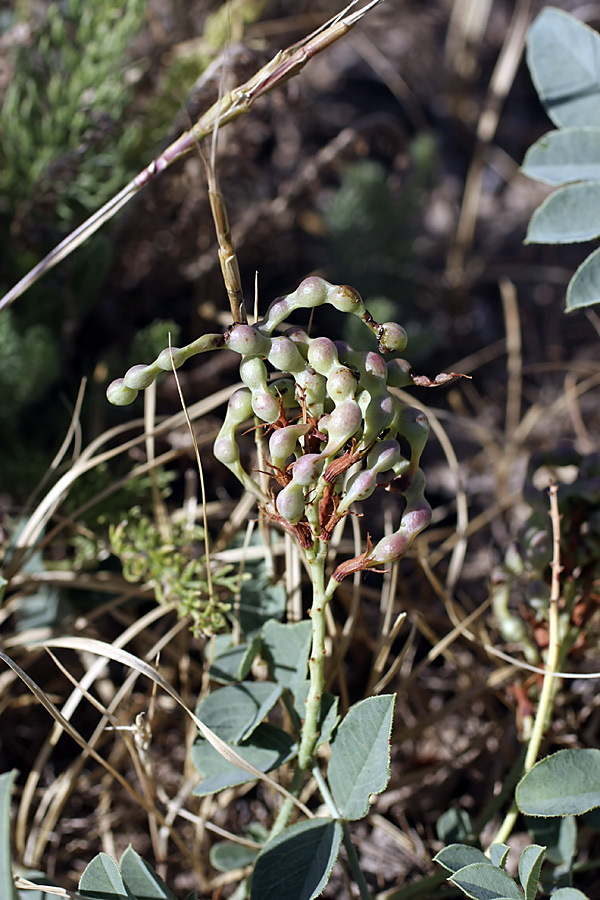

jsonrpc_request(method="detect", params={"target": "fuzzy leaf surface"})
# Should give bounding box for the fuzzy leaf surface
[261,619,312,692]
[516,748,600,816]
[192,722,296,795]
[566,246,600,310]
[251,818,342,900]
[518,844,545,900]
[522,127,600,185]
[79,853,133,899]
[448,863,522,900]
[120,846,176,899]
[526,183,600,244]
[195,681,282,743]
[327,694,394,820]
[527,9,600,127]
[434,844,491,874]
[550,891,590,900]
[489,843,509,869]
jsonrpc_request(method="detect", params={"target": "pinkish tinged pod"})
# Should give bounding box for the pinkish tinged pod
[276,481,306,524]
[157,347,185,370]
[307,337,339,376]
[319,400,362,458]
[290,453,325,485]
[268,336,306,373]
[386,357,413,388]
[226,324,271,357]
[269,424,312,471]
[328,283,364,314]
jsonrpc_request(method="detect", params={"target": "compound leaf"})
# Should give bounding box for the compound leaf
[327,694,394,820]
[251,818,342,900]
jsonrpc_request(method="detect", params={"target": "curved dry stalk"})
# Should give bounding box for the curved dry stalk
[0,0,382,313]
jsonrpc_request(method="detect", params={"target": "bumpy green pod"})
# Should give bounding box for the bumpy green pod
[337,440,402,514]
[366,469,431,566]
[258,277,330,334]
[295,367,327,420]
[267,336,306,374]
[239,356,280,423]
[395,406,430,473]
[386,358,414,388]
[269,423,311,472]
[106,378,140,406]
[276,480,306,524]
[317,400,362,459]
[307,337,339,376]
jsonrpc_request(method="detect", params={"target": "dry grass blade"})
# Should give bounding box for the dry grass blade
[30,636,313,817]
[0,0,383,312]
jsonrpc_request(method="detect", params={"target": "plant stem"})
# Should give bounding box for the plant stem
[271,539,332,836]
[491,482,562,847]
[342,823,372,900]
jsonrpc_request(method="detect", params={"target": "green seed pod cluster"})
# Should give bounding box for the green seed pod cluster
[107,277,456,574]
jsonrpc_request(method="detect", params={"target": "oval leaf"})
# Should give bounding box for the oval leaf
[518,844,545,900]
[327,694,395,820]
[79,853,132,899]
[210,841,258,873]
[566,246,600,311]
[527,9,600,127]
[526,815,576,867]
[551,891,590,900]
[251,818,342,900]
[522,127,600,185]
[526,183,600,244]
[0,771,19,900]
[516,748,600,817]
[434,844,491,874]
[448,863,522,900]
[120,846,176,899]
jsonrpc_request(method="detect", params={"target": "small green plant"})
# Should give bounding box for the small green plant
[522,7,600,311]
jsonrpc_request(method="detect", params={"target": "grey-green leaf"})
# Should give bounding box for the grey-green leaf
[433,844,491,874]
[327,694,395,820]
[550,890,590,900]
[261,619,312,692]
[526,183,600,244]
[448,863,522,900]
[79,853,133,899]
[526,815,576,867]
[120,846,176,899]
[527,9,600,128]
[192,723,296,796]
[195,681,282,744]
[436,809,474,844]
[210,841,259,872]
[566,246,600,310]
[489,843,509,869]
[522,127,600,185]
[208,635,259,684]
[0,771,19,900]
[516,748,600,816]
[251,818,342,900]
[518,844,545,900]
